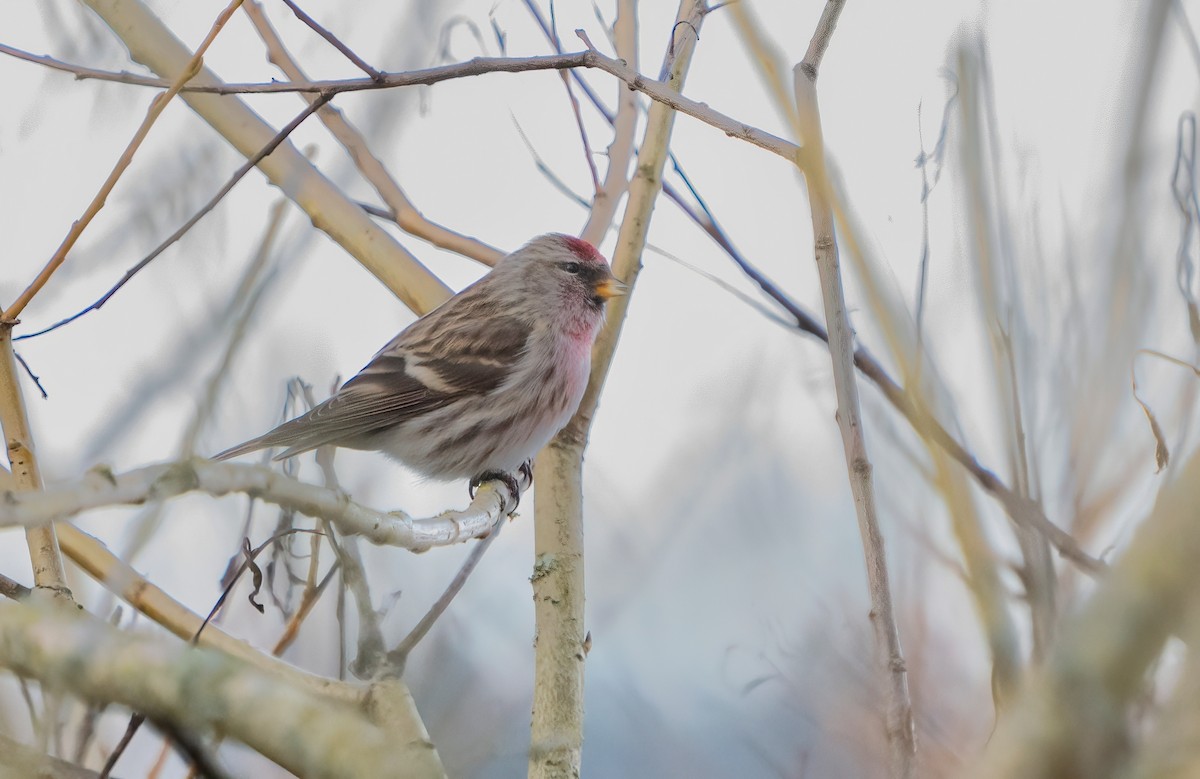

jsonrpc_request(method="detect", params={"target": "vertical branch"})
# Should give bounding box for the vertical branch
[957,43,1057,659]
[0,323,72,604]
[529,4,706,778]
[793,2,916,777]
[579,0,639,246]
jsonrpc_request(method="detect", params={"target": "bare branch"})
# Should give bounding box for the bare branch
[0,460,524,553]
[16,97,330,343]
[977,451,1200,778]
[529,4,708,778]
[278,0,384,80]
[386,515,509,676]
[578,0,639,245]
[0,326,72,603]
[798,0,848,83]
[1,40,800,161]
[0,41,593,94]
[0,602,436,779]
[79,0,452,316]
[0,572,31,602]
[2,0,245,324]
[241,1,504,266]
[794,6,917,775]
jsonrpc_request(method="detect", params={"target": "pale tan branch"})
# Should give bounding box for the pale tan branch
[0,602,435,779]
[0,460,526,553]
[241,1,504,266]
[579,0,639,246]
[976,451,1200,778]
[79,0,452,316]
[56,521,443,778]
[528,4,708,778]
[2,0,244,323]
[793,3,916,775]
[0,326,71,604]
[56,522,358,702]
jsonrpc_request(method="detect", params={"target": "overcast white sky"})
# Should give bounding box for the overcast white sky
[1,1,1196,776]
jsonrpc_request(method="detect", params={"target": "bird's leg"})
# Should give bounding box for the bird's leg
[518,459,534,488]
[469,469,522,513]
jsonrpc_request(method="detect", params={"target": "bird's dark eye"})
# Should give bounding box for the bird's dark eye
[562,262,581,275]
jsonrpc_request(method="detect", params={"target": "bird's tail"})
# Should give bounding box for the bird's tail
[211,436,271,462]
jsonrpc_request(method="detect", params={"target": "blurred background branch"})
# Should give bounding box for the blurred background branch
[1,0,1197,776]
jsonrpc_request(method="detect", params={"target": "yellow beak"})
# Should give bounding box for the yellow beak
[594,277,627,301]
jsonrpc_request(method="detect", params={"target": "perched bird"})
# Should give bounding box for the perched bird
[214,233,622,502]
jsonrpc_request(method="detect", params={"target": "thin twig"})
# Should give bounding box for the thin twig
[15,95,330,342]
[278,0,384,80]
[386,515,509,676]
[0,43,591,94]
[77,0,454,317]
[241,0,503,265]
[545,1,602,193]
[98,714,143,779]
[0,41,800,160]
[12,352,48,399]
[511,116,592,207]
[2,0,245,324]
[271,562,340,656]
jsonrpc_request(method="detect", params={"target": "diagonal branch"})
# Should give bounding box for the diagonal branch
[0,602,434,778]
[16,95,331,342]
[240,0,503,265]
[78,0,452,316]
[278,0,384,80]
[2,0,245,324]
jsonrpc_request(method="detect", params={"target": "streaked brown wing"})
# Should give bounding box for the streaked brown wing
[214,314,532,461]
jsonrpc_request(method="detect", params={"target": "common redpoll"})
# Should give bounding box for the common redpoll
[214,234,621,500]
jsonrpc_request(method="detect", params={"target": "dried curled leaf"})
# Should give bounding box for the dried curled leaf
[1130,349,1200,473]
[242,538,266,615]
[1135,393,1170,473]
